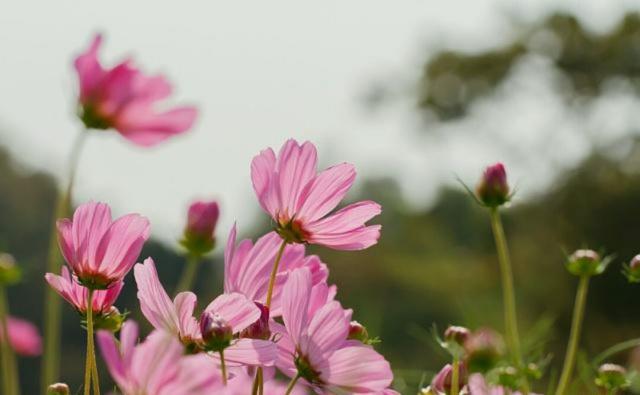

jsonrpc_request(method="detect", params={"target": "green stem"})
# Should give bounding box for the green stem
[592,338,640,367]
[0,285,19,395]
[451,357,460,395]
[490,208,529,393]
[83,290,94,395]
[252,367,264,395]
[175,254,201,293]
[42,131,87,392]
[265,239,287,308]
[219,350,227,385]
[555,275,590,395]
[284,373,301,395]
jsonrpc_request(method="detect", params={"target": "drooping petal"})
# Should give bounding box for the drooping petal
[319,345,393,393]
[281,268,312,346]
[74,34,105,102]
[305,201,382,250]
[134,258,179,334]
[204,292,260,334]
[219,338,277,366]
[97,329,127,389]
[251,147,278,217]
[296,163,355,222]
[115,105,198,147]
[276,139,318,217]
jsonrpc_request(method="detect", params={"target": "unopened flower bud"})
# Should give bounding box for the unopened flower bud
[47,383,70,395]
[496,366,519,390]
[624,254,640,283]
[476,163,510,207]
[595,363,629,391]
[464,328,505,373]
[0,253,21,285]
[566,249,604,277]
[430,363,468,394]
[348,321,370,343]
[444,325,470,346]
[181,200,219,256]
[200,311,232,351]
[93,306,125,333]
[241,303,271,340]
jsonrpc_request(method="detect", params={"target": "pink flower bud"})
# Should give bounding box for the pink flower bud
[444,325,470,346]
[199,311,232,352]
[430,363,468,394]
[464,328,505,373]
[241,302,271,340]
[567,249,603,276]
[181,200,219,256]
[596,363,629,391]
[47,383,70,395]
[476,162,510,207]
[347,320,370,343]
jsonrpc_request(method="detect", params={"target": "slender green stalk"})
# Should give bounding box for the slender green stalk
[83,290,94,395]
[284,373,301,395]
[592,338,640,367]
[489,208,529,393]
[219,350,227,385]
[265,239,287,308]
[555,276,590,395]
[252,367,264,395]
[451,357,460,395]
[42,131,88,392]
[0,285,19,395]
[175,254,201,293]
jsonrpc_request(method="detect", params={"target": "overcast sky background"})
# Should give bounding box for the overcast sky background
[1,0,640,243]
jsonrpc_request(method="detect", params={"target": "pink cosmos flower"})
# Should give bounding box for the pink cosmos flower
[134,258,276,366]
[75,34,198,147]
[224,225,328,316]
[251,139,382,250]
[57,201,150,289]
[0,316,42,356]
[45,266,123,315]
[275,268,393,393]
[97,321,224,395]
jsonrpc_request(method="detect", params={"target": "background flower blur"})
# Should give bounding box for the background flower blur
[3,0,640,393]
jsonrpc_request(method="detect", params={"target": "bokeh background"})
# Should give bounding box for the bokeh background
[3,1,640,393]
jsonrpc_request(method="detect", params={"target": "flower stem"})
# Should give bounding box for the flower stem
[42,131,87,392]
[252,367,264,395]
[592,338,640,367]
[83,289,94,395]
[555,275,590,395]
[489,208,528,393]
[219,350,227,385]
[284,373,301,395]
[0,285,19,395]
[175,254,201,293]
[265,239,287,308]
[451,357,460,395]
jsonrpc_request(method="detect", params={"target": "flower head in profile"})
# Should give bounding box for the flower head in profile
[0,316,42,356]
[224,225,328,316]
[97,321,224,395]
[74,34,198,147]
[45,266,124,331]
[274,268,393,393]
[181,200,220,256]
[57,201,150,289]
[134,258,276,365]
[251,139,382,250]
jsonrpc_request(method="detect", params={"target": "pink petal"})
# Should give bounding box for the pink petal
[270,321,298,379]
[69,201,113,273]
[119,320,139,368]
[276,139,318,218]
[303,301,349,362]
[115,105,198,147]
[251,147,279,217]
[56,219,75,272]
[296,163,356,222]
[174,291,200,340]
[74,34,105,102]
[130,330,183,394]
[218,338,277,366]
[305,201,382,250]
[3,317,42,356]
[319,345,393,393]
[281,268,311,346]
[162,354,223,395]
[204,293,260,334]
[97,329,127,388]
[134,258,179,334]
[96,213,150,281]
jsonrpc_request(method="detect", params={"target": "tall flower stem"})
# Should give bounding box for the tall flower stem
[83,290,94,395]
[489,208,529,393]
[175,254,201,293]
[219,350,227,385]
[284,373,301,395]
[252,239,288,394]
[42,131,88,392]
[555,275,590,395]
[451,357,460,395]
[0,285,19,395]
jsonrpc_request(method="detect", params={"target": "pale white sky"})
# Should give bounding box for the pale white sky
[1,0,639,243]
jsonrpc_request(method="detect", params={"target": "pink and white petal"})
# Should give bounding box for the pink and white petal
[281,268,312,346]
[276,139,318,216]
[97,330,127,388]
[220,338,277,366]
[204,293,260,334]
[44,272,81,311]
[270,321,298,378]
[74,34,105,102]
[5,317,41,356]
[307,225,381,251]
[305,200,381,236]
[131,73,173,103]
[119,320,139,368]
[134,259,179,334]
[251,147,279,217]
[115,106,198,147]
[319,346,393,393]
[130,330,182,394]
[71,202,113,271]
[296,163,356,222]
[174,291,200,340]
[94,281,124,312]
[303,301,349,360]
[56,219,76,270]
[96,213,150,280]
